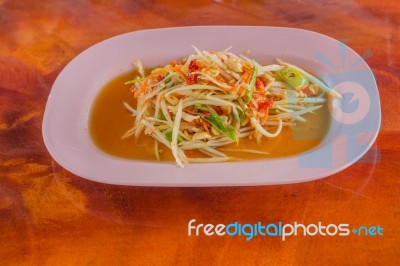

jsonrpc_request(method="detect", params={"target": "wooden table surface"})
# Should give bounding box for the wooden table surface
[1,0,399,265]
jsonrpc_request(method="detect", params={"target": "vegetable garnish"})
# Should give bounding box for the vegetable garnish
[123,47,335,167]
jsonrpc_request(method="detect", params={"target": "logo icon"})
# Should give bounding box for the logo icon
[298,41,380,168]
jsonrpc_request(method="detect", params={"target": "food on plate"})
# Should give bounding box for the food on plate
[115,47,338,167]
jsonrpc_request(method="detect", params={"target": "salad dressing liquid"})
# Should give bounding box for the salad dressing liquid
[89,71,330,162]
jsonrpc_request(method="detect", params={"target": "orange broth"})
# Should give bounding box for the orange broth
[89,71,330,162]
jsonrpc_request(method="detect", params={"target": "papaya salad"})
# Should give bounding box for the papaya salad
[122,47,340,167]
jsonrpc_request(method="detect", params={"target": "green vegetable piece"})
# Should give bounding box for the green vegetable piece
[276,67,309,90]
[165,131,184,143]
[194,103,208,112]
[244,65,258,103]
[157,110,166,120]
[163,72,171,84]
[194,104,237,141]
[124,76,143,85]
[124,80,136,85]
[205,111,237,141]
[236,108,245,123]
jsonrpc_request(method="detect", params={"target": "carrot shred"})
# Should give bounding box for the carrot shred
[202,120,210,133]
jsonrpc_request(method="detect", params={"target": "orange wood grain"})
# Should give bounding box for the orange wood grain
[0,0,399,265]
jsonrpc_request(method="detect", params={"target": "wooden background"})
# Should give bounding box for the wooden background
[1,0,399,265]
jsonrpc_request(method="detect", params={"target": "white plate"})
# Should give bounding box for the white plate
[42,26,381,186]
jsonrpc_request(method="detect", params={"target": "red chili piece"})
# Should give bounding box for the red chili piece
[257,98,274,112]
[187,60,199,85]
